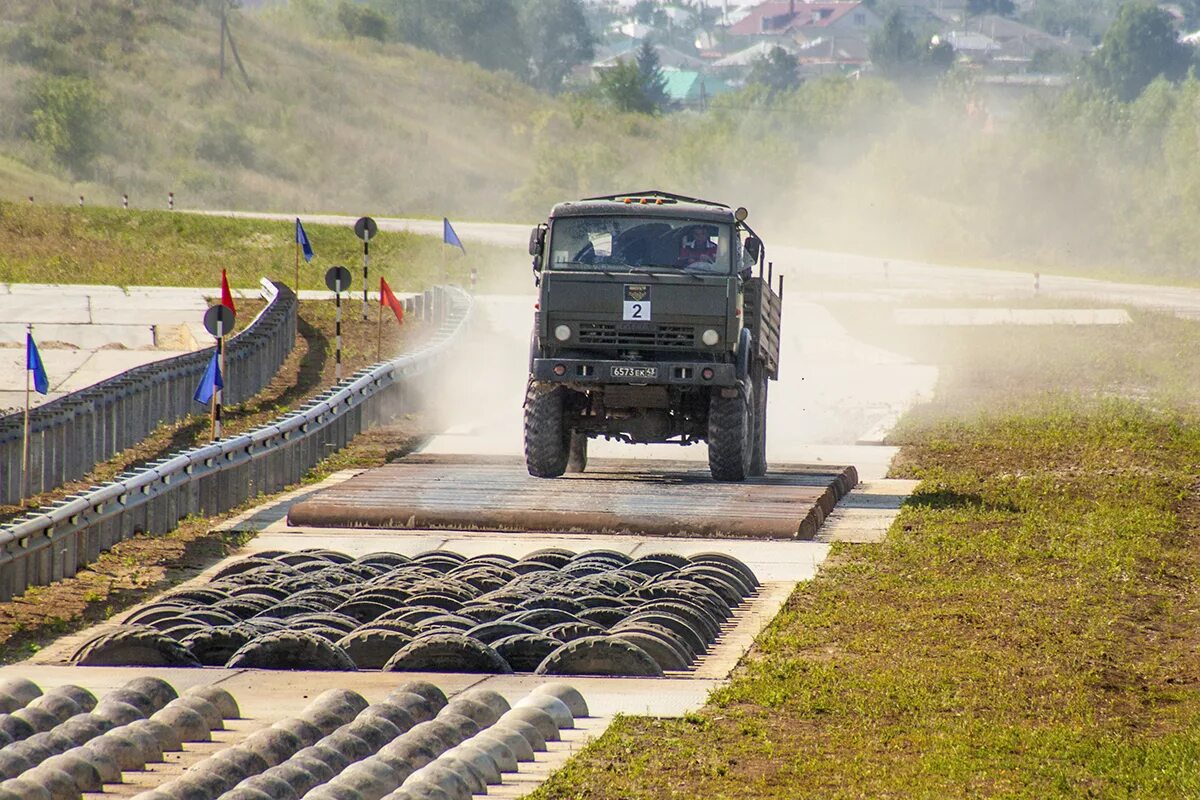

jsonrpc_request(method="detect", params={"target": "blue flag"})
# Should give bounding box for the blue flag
[25,332,49,395]
[193,351,224,405]
[443,217,465,254]
[296,218,314,263]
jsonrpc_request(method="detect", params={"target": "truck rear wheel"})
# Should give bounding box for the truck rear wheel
[749,369,768,477]
[566,432,588,474]
[707,383,752,482]
[524,383,570,478]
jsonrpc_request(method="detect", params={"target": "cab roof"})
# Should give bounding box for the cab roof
[549,190,737,224]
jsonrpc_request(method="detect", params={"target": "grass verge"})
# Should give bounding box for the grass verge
[530,305,1200,799]
[0,202,525,292]
[533,404,1200,799]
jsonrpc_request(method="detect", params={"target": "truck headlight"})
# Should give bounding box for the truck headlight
[701,328,719,346]
[554,324,572,342]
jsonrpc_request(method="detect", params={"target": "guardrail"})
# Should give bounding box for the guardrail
[0,285,471,601]
[0,280,298,506]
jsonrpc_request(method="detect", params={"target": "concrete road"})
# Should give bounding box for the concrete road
[0,284,224,413]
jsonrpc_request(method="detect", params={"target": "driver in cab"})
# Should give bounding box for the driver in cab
[678,224,718,265]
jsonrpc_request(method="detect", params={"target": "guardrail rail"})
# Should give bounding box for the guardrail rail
[0,285,471,601]
[0,279,299,505]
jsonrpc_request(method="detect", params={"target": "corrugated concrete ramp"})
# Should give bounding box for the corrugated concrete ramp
[287,455,857,540]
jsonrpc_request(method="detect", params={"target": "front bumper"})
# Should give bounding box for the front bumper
[533,357,737,386]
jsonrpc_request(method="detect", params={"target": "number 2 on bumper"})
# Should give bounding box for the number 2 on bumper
[623,300,651,321]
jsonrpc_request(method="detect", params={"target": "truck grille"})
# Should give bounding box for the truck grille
[577,323,695,348]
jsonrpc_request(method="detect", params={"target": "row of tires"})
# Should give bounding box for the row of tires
[71,547,760,677]
[0,676,238,800]
[135,681,587,800]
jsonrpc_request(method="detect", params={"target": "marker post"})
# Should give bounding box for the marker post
[213,318,223,440]
[353,217,378,322]
[202,305,236,442]
[325,266,352,383]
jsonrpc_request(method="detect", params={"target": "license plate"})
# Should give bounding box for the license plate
[612,365,658,379]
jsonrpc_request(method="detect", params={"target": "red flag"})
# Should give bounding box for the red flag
[220,269,236,313]
[380,277,404,324]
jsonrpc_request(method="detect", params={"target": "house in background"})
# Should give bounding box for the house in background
[662,68,737,108]
[728,0,883,41]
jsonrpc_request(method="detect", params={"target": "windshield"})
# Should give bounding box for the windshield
[548,216,733,274]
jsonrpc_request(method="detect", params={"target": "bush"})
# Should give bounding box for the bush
[25,75,104,175]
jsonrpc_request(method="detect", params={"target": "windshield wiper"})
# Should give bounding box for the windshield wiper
[629,266,706,281]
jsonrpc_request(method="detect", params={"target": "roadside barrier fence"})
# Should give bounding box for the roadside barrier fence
[0,279,298,506]
[0,285,469,601]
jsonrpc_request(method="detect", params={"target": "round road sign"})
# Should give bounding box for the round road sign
[203,305,236,337]
[354,216,378,242]
[325,265,352,292]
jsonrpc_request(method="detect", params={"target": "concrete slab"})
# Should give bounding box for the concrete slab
[818,479,919,543]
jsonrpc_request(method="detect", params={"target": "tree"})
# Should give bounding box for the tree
[635,39,670,111]
[598,59,657,113]
[869,11,955,79]
[748,46,799,94]
[26,75,103,175]
[966,0,1016,17]
[1088,4,1193,102]
[870,10,922,76]
[337,1,388,42]
[520,0,594,93]
[379,0,528,77]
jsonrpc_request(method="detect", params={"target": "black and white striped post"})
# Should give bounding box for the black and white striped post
[201,304,236,441]
[78,195,84,209]
[354,216,378,322]
[122,194,129,210]
[214,318,224,438]
[168,191,175,211]
[325,265,352,383]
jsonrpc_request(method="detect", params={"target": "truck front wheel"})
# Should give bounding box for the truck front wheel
[707,383,752,482]
[525,383,571,478]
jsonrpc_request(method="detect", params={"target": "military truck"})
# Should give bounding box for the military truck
[524,190,783,482]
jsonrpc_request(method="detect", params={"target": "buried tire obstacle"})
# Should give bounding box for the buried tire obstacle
[70,548,760,676]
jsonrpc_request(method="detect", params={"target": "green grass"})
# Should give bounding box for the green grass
[0,200,526,292]
[530,304,1200,799]
[534,401,1200,799]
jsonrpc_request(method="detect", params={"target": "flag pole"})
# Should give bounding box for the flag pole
[295,237,300,297]
[20,325,31,507]
[376,289,383,362]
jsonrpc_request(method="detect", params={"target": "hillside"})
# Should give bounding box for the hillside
[0,1,559,218]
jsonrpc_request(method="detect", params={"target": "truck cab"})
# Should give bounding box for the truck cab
[525,190,782,482]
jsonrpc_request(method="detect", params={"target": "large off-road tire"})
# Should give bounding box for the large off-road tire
[224,631,357,671]
[524,383,570,478]
[70,626,201,668]
[533,636,663,678]
[382,634,512,674]
[749,365,769,477]
[565,432,587,474]
[707,382,753,482]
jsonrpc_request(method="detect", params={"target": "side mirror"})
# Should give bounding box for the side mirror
[744,235,762,264]
[529,224,547,257]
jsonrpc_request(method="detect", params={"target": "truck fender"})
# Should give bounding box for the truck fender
[735,328,753,382]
